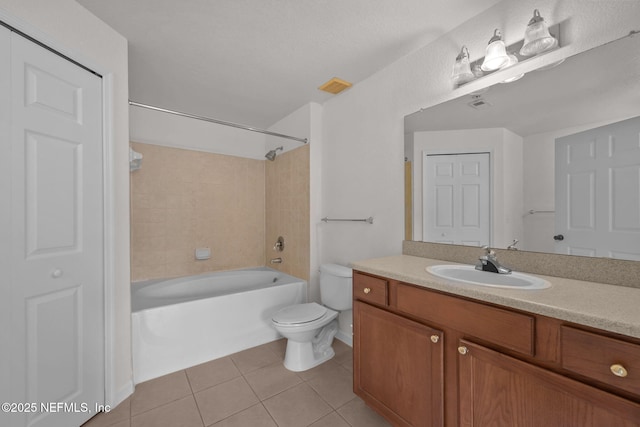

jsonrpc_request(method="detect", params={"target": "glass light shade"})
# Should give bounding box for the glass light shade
[451,46,475,86]
[520,9,557,56]
[500,54,524,83]
[481,29,509,71]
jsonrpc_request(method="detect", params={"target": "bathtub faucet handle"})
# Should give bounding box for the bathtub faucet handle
[273,236,285,252]
[270,257,283,264]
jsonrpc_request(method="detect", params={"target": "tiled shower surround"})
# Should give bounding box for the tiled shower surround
[265,145,310,281]
[130,142,310,282]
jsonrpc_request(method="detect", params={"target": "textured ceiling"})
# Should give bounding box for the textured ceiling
[78,0,502,128]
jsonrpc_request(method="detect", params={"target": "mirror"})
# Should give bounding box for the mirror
[404,33,640,260]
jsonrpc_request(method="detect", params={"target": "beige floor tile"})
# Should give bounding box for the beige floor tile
[264,338,287,358]
[131,395,203,427]
[336,398,391,427]
[108,421,131,427]
[186,356,241,392]
[334,351,353,373]
[263,383,332,427]
[210,403,277,427]
[82,397,130,427]
[332,340,352,357]
[306,364,356,409]
[296,359,342,382]
[131,371,192,415]
[194,377,259,425]
[230,343,281,374]
[308,411,351,427]
[244,361,302,400]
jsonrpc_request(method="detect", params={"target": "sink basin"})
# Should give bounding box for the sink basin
[426,265,551,290]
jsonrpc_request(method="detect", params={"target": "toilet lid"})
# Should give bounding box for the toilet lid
[272,303,327,325]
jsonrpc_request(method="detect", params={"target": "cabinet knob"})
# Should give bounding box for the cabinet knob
[610,364,628,378]
[51,269,64,279]
[430,335,439,344]
[363,287,371,294]
[458,346,469,355]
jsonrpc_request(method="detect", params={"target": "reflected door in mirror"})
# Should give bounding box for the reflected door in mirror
[423,153,490,246]
[556,116,640,261]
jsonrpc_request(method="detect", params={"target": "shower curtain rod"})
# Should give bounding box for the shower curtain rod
[129,101,309,144]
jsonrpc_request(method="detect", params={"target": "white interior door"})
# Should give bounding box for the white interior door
[555,116,640,260]
[423,152,490,246]
[1,29,104,427]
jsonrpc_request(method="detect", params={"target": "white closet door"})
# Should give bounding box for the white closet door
[556,116,640,260]
[1,30,104,427]
[423,152,490,246]
[0,25,12,411]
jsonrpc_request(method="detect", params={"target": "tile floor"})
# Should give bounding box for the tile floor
[83,339,390,427]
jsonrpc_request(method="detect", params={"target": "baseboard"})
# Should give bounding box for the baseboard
[109,380,134,409]
[335,330,352,347]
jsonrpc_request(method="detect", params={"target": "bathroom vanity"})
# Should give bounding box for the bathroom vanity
[351,255,640,427]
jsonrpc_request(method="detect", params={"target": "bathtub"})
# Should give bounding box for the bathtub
[131,267,306,383]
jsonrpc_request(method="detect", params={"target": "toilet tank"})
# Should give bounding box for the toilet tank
[319,264,353,311]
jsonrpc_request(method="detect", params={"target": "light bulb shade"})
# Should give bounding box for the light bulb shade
[520,9,557,56]
[451,46,475,86]
[472,65,484,78]
[481,29,509,71]
[500,54,524,83]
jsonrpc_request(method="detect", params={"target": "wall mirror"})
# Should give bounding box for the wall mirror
[404,33,640,260]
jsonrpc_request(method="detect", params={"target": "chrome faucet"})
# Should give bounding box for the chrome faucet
[475,246,511,274]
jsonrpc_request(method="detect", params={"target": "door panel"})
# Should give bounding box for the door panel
[25,131,82,256]
[1,30,104,427]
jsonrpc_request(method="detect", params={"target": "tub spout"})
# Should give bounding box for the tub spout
[270,257,283,264]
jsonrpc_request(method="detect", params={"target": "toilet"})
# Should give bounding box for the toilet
[271,264,352,372]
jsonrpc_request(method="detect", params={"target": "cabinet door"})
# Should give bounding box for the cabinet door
[353,301,444,427]
[458,340,640,427]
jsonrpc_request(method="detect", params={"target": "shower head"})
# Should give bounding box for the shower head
[265,146,283,161]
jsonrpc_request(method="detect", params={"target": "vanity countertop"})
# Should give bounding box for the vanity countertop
[351,254,640,339]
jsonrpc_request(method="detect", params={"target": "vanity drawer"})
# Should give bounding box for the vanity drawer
[396,284,534,355]
[561,326,640,396]
[353,272,388,306]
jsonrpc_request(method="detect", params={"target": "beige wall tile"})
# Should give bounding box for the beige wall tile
[130,142,309,283]
[130,142,267,282]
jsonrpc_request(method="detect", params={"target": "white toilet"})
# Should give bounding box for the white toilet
[271,264,352,372]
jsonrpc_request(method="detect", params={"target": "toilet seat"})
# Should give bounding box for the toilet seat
[272,303,327,325]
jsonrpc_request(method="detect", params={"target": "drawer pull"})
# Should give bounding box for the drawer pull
[430,335,440,344]
[458,346,469,355]
[363,287,371,294]
[610,364,628,378]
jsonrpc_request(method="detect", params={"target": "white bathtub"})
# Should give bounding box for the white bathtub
[131,267,306,383]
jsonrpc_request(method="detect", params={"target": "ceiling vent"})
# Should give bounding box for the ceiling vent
[318,77,352,94]
[468,96,492,110]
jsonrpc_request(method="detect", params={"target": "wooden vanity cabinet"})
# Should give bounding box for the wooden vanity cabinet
[352,270,640,427]
[353,301,444,426]
[457,340,640,426]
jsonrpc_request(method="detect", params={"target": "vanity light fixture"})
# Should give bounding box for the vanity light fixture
[520,9,557,56]
[481,29,509,71]
[451,45,475,87]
